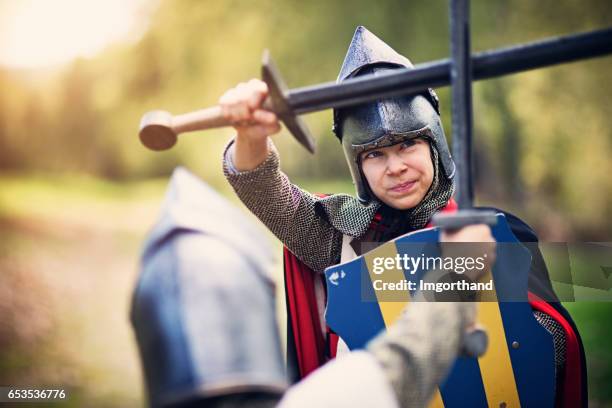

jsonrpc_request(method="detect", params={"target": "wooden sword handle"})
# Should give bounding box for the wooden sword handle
[172,98,275,134]
[139,98,276,151]
[171,106,228,134]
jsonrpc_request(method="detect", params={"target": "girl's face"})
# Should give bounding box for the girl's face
[360,138,434,210]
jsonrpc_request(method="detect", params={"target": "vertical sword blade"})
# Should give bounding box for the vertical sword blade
[450,0,474,209]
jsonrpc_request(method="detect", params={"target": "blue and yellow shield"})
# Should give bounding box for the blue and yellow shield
[325,213,556,407]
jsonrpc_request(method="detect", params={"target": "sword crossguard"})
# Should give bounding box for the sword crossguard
[432,209,498,230]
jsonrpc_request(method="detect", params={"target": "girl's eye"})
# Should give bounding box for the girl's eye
[363,150,383,160]
[400,140,416,150]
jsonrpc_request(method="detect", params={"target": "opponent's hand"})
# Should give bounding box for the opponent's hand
[219,79,281,143]
[440,224,496,338]
[440,224,496,284]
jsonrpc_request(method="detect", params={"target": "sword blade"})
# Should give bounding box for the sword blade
[450,0,474,209]
[288,27,612,115]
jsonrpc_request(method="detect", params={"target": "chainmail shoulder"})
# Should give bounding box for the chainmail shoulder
[223,139,377,273]
[314,194,380,238]
[534,310,567,367]
[533,309,567,391]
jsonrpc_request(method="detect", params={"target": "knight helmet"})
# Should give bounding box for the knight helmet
[333,26,455,204]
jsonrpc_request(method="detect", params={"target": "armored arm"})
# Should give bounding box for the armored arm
[367,301,476,407]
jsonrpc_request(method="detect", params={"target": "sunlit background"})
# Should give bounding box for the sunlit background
[0,0,155,69]
[0,0,611,406]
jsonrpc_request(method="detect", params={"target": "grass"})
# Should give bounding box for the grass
[563,302,612,404]
[0,171,168,221]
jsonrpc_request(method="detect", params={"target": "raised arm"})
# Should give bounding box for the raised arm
[220,79,343,273]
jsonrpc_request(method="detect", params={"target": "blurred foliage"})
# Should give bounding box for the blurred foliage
[0,173,169,406]
[1,0,611,239]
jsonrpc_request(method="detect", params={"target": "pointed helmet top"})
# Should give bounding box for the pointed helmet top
[337,26,414,82]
